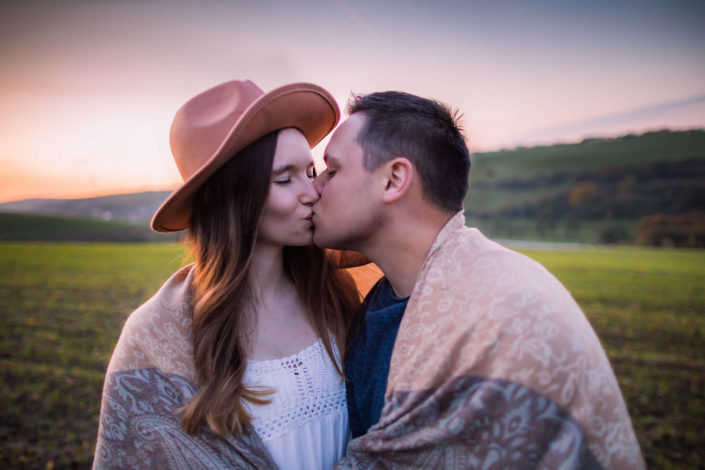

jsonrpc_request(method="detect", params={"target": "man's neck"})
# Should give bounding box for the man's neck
[364,210,453,298]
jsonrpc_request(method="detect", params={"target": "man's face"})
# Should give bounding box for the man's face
[312,113,382,250]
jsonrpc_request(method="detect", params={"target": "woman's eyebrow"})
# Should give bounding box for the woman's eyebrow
[272,164,295,175]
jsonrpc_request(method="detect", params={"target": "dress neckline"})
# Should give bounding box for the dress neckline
[247,337,323,365]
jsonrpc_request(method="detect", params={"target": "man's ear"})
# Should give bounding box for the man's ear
[382,157,414,203]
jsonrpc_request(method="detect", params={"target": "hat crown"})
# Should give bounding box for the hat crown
[169,80,265,181]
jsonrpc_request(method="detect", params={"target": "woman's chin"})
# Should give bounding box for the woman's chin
[286,232,315,247]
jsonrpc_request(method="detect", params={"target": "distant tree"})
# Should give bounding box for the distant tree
[617,133,636,140]
[618,176,637,198]
[536,213,546,236]
[636,213,705,248]
[598,219,631,244]
[565,215,581,237]
[570,181,597,208]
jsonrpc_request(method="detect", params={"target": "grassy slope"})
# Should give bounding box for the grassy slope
[0,213,178,242]
[0,243,703,467]
[470,217,639,244]
[465,130,705,243]
[470,129,705,184]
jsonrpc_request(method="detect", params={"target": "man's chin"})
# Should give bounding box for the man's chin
[312,230,326,248]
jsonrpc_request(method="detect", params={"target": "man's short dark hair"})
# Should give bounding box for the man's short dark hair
[347,91,471,213]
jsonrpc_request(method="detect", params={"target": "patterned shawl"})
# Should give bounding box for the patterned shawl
[336,212,645,469]
[93,265,278,469]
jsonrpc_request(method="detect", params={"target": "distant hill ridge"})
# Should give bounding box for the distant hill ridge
[1,129,703,230]
[470,128,705,184]
[464,129,705,245]
[0,190,171,223]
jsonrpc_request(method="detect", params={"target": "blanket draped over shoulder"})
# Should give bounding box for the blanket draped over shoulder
[336,212,645,469]
[93,265,278,469]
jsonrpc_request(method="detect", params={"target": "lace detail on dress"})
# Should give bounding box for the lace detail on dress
[243,338,347,442]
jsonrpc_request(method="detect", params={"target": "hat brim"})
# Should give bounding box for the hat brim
[151,83,340,232]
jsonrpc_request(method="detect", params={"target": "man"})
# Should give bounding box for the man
[313,91,645,469]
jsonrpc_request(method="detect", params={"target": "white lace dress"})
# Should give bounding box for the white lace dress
[243,338,350,470]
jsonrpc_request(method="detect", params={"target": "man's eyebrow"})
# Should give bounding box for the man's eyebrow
[272,164,295,175]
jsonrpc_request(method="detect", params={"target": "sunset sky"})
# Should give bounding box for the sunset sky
[1,0,704,202]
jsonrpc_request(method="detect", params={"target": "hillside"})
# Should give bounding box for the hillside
[0,191,171,223]
[0,213,180,242]
[470,129,705,184]
[1,129,703,245]
[465,129,705,245]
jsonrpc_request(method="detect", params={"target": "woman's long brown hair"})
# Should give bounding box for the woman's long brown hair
[181,130,360,436]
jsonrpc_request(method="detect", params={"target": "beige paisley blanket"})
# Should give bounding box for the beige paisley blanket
[336,212,645,469]
[93,257,379,469]
[93,265,278,469]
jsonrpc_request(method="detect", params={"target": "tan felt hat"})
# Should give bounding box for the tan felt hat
[151,80,340,232]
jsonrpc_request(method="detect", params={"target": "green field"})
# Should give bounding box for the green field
[1,243,704,468]
[0,243,188,469]
[0,213,177,242]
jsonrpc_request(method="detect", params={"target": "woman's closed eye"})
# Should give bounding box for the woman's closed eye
[275,169,315,185]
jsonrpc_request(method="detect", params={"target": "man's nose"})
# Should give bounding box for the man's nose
[313,169,328,194]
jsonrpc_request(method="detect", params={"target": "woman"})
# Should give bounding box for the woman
[93,80,362,469]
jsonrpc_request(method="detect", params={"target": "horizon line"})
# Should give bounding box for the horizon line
[2,127,704,204]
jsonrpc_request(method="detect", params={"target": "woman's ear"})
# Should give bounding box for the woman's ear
[382,157,414,203]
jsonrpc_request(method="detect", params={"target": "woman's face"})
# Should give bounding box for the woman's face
[258,128,319,247]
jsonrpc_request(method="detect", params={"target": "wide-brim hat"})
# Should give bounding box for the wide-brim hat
[151,80,340,232]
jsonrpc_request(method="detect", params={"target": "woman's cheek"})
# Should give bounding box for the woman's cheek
[267,186,298,218]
